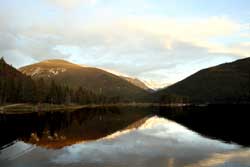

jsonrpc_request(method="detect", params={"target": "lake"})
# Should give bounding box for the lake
[0,105,250,167]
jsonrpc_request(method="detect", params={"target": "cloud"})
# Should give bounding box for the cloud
[2,50,36,67]
[0,4,248,87]
[0,32,16,51]
[47,0,97,9]
[185,149,250,167]
[121,16,245,56]
[241,33,250,38]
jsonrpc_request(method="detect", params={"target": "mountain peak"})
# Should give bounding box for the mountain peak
[40,59,75,65]
[19,59,80,78]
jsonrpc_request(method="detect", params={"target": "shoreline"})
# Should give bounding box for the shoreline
[1,103,249,114]
[0,103,191,114]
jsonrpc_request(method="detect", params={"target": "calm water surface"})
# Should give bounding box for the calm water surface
[0,105,250,167]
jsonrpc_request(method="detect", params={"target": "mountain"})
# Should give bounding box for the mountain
[99,68,152,90]
[0,57,35,104]
[157,57,250,104]
[20,59,151,102]
[120,76,152,91]
[142,80,170,91]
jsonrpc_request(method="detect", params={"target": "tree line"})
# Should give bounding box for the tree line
[0,76,118,105]
[0,76,119,105]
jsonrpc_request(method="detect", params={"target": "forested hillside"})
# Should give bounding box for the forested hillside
[0,58,119,105]
[157,57,250,104]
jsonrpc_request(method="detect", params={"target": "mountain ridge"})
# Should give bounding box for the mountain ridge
[20,59,152,102]
[3,57,250,104]
[157,57,250,104]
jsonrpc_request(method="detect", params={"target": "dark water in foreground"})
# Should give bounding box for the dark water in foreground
[0,105,250,167]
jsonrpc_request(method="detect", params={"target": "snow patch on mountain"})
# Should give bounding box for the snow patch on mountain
[142,80,170,90]
[31,67,42,77]
[48,68,67,75]
[22,67,67,77]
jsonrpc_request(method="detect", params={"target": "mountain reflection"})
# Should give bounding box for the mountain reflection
[157,105,250,146]
[1,105,250,150]
[0,106,152,149]
[1,115,249,167]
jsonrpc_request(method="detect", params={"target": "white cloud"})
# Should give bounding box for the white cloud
[186,149,250,167]
[2,50,36,67]
[0,8,248,87]
[47,0,97,9]
[118,16,245,56]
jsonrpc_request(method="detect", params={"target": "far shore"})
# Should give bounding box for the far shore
[0,103,191,114]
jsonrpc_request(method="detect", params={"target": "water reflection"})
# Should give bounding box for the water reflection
[186,149,250,167]
[50,116,241,167]
[0,105,250,167]
[157,105,250,146]
[0,106,151,148]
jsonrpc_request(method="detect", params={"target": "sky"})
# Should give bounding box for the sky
[0,0,250,88]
